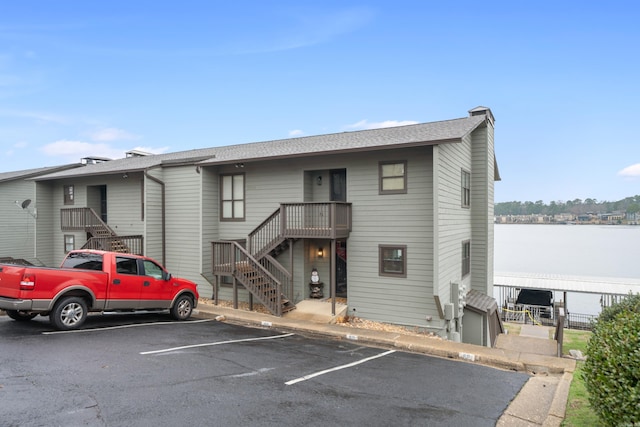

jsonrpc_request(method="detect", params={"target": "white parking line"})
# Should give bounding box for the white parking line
[285,349,396,386]
[140,333,295,355]
[42,319,214,335]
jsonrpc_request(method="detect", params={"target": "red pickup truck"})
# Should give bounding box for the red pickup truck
[0,250,199,330]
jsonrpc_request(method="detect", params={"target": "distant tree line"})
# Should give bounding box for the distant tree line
[495,195,640,216]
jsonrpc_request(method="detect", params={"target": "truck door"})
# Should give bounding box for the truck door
[107,256,144,310]
[138,259,173,309]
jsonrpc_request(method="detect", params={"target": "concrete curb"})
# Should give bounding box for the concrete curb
[194,303,576,373]
[544,372,574,426]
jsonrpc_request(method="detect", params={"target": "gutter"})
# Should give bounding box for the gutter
[144,168,166,265]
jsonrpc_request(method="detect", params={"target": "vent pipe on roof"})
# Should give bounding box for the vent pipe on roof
[81,156,111,165]
[468,106,495,126]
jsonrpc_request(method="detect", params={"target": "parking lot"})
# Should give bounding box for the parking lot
[0,312,529,426]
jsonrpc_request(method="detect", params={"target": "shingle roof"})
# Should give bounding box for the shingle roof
[33,111,488,181]
[465,289,499,315]
[0,164,83,183]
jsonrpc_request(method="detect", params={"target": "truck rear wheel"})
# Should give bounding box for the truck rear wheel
[50,297,88,330]
[6,310,38,322]
[171,295,193,321]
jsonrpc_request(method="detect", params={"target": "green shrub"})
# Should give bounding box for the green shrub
[582,295,640,426]
[598,292,640,323]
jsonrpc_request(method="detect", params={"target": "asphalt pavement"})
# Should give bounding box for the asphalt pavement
[193,299,577,427]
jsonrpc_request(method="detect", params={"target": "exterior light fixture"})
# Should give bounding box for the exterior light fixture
[316,176,322,186]
[317,247,324,258]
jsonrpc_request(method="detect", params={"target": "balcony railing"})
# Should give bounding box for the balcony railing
[248,202,351,257]
[60,207,115,235]
[82,236,144,255]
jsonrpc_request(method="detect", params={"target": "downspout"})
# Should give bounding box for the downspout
[144,168,166,265]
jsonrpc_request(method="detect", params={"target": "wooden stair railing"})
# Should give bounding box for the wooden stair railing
[212,241,294,316]
[61,208,132,253]
[213,203,352,315]
[82,235,144,255]
[248,208,283,259]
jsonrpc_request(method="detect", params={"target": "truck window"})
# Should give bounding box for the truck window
[116,257,139,275]
[62,253,104,271]
[142,260,164,279]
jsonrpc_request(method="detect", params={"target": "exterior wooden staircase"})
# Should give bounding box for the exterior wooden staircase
[212,202,351,316]
[60,208,143,255]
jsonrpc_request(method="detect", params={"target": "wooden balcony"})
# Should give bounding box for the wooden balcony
[248,202,351,257]
[61,208,143,255]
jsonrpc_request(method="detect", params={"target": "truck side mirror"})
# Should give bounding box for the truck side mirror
[163,272,172,281]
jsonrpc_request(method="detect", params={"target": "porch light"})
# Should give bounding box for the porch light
[317,247,324,258]
[316,175,322,186]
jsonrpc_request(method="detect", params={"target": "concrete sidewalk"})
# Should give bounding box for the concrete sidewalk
[193,299,576,426]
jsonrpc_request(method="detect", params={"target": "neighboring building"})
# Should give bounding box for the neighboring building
[0,164,82,265]
[3,107,501,346]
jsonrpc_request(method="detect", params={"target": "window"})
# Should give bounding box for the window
[462,240,471,277]
[379,161,407,194]
[64,185,74,205]
[62,252,103,270]
[143,260,164,279]
[461,170,471,208]
[64,235,74,253]
[116,257,139,275]
[221,173,245,220]
[379,245,407,277]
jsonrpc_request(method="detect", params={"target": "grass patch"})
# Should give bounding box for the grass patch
[561,328,591,355]
[560,329,602,426]
[562,362,602,427]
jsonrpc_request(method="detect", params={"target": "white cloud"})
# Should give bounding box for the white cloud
[89,127,140,142]
[345,119,419,131]
[289,129,304,137]
[40,140,125,162]
[618,163,640,178]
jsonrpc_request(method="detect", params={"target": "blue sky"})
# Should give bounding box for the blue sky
[1,1,639,203]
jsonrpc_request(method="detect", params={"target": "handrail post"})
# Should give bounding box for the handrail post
[280,204,286,236]
[330,202,336,239]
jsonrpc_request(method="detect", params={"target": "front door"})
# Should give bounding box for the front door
[336,240,347,297]
[330,169,346,202]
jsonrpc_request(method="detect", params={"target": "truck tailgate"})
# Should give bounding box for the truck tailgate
[0,265,26,299]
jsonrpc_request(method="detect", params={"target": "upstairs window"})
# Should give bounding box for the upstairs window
[221,173,245,220]
[461,170,471,208]
[379,245,407,278]
[462,240,471,277]
[379,161,407,194]
[64,185,74,205]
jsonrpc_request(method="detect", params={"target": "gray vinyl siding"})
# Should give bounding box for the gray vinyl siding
[470,121,495,296]
[162,166,204,289]
[0,179,37,262]
[213,159,329,302]
[344,147,434,326]
[144,170,164,262]
[207,148,436,324]
[35,181,55,265]
[434,136,473,308]
[199,167,219,297]
[48,174,146,263]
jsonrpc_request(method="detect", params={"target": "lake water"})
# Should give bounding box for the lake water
[494,224,640,315]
